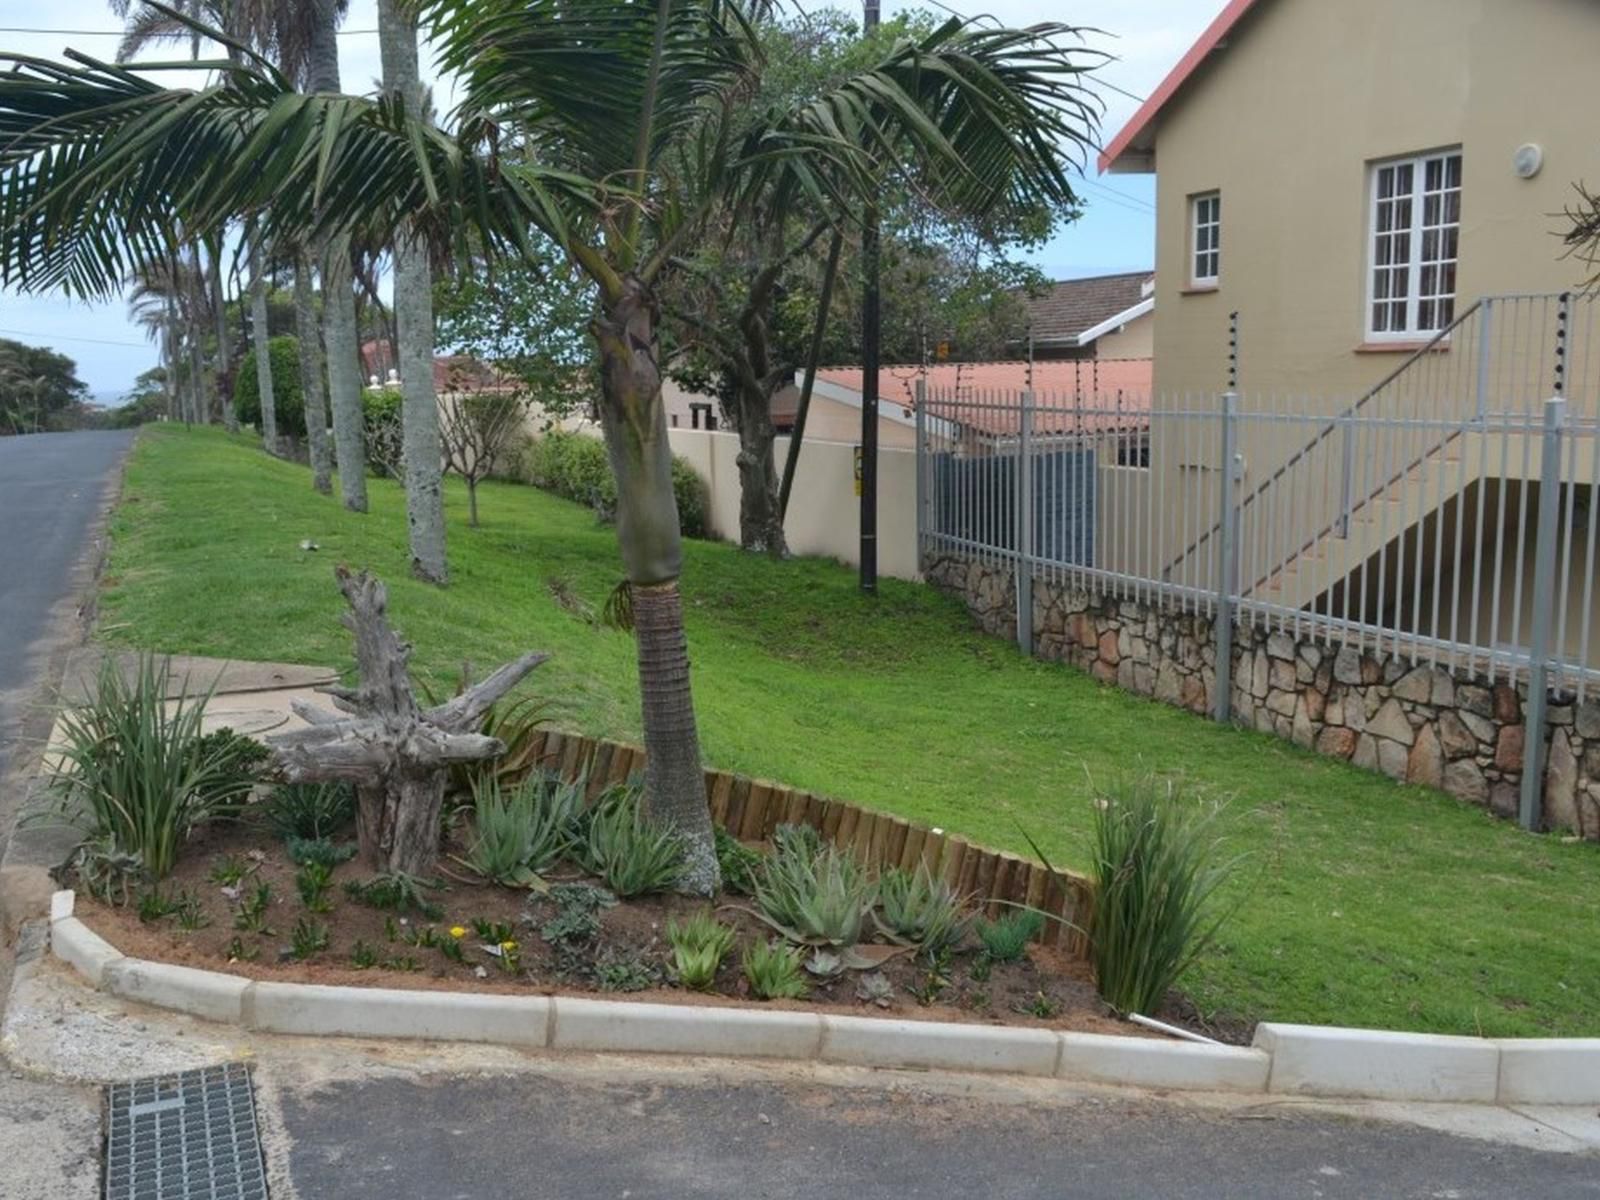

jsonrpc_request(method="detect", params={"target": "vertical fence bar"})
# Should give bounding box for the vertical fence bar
[1213,391,1240,722]
[1475,297,1494,422]
[914,377,927,571]
[1016,389,1035,655]
[1520,396,1566,831]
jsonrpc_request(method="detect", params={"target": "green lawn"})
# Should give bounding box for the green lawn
[100,425,1600,1036]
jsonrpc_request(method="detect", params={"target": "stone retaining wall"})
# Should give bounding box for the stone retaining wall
[926,553,1600,839]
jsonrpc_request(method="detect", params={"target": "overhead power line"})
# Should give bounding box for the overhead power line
[0,25,378,37]
[0,327,151,348]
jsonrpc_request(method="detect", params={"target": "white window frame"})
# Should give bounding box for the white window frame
[1364,149,1462,342]
[1189,192,1221,287]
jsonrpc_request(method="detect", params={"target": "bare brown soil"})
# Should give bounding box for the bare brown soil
[78,817,1159,1039]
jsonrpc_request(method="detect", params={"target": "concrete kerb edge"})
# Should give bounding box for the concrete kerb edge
[44,892,1600,1105]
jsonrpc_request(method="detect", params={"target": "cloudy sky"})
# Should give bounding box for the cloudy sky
[0,0,1218,398]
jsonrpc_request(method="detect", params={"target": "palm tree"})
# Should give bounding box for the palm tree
[377,0,448,583]
[0,2,1099,891]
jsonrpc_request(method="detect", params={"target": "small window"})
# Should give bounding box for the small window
[1367,150,1461,338]
[1190,192,1221,286]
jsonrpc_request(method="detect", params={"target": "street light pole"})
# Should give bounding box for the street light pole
[858,0,881,594]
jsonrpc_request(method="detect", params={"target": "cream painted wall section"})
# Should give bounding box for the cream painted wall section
[1089,310,1154,361]
[1148,0,1599,402]
[668,429,920,580]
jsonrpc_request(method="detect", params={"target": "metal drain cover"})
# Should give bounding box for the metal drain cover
[104,1063,267,1200]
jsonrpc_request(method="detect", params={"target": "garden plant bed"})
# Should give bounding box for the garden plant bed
[73,818,1157,1041]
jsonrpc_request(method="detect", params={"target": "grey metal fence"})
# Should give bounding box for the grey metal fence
[915,300,1600,828]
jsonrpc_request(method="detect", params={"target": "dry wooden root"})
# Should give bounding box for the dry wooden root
[268,565,548,874]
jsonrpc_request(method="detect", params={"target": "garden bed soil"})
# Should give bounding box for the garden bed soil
[76,819,1205,1041]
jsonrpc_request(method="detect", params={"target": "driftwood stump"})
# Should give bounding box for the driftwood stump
[268,566,548,874]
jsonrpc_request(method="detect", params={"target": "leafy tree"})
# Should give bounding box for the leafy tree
[107,366,170,428]
[0,339,90,434]
[234,335,307,438]
[0,2,1105,892]
[438,386,530,527]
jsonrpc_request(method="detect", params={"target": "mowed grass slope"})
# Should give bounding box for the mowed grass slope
[101,426,1600,1036]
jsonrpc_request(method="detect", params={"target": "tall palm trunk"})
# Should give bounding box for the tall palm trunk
[294,250,333,493]
[249,231,279,453]
[207,241,237,431]
[378,0,447,583]
[307,0,367,512]
[593,275,718,895]
[162,292,179,421]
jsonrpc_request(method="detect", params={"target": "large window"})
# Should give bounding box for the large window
[1368,150,1462,338]
[1190,192,1220,286]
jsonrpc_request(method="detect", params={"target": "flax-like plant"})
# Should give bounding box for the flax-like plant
[1086,777,1238,1017]
[43,654,253,881]
[577,784,684,898]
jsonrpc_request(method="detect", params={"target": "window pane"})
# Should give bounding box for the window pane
[1377,167,1395,200]
[1419,299,1435,329]
[1446,155,1463,187]
[1443,191,1460,223]
[1439,296,1455,324]
[1420,264,1437,295]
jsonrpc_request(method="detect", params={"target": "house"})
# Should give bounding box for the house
[661,273,1155,439]
[1096,0,1600,664]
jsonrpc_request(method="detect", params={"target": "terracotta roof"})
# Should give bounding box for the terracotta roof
[359,341,509,393]
[815,359,1152,437]
[1025,272,1153,346]
[1099,0,1264,174]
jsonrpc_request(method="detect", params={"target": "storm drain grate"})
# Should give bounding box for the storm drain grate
[104,1062,268,1200]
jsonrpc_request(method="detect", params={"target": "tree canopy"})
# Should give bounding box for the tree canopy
[0,338,91,434]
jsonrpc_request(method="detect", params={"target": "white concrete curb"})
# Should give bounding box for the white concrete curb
[44,891,1600,1104]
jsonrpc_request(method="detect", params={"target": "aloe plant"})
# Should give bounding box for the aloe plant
[876,863,971,958]
[754,836,876,949]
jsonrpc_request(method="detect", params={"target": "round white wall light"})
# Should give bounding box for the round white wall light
[1513,143,1544,179]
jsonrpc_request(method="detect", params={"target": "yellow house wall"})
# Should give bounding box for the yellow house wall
[1148,0,1600,402]
[1092,311,1155,361]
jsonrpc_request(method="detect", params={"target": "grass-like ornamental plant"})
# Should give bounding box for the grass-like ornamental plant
[577,784,683,898]
[666,909,736,990]
[742,938,807,1001]
[261,782,354,841]
[44,654,255,881]
[876,863,971,958]
[462,771,583,887]
[975,908,1044,963]
[754,834,876,949]
[1086,777,1236,1017]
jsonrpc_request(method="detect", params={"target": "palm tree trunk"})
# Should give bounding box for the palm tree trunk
[307,0,367,512]
[208,242,237,431]
[249,232,279,454]
[378,0,448,584]
[593,274,718,895]
[321,240,368,511]
[294,250,333,493]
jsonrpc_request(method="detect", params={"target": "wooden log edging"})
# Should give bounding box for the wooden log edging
[528,729,1092,956]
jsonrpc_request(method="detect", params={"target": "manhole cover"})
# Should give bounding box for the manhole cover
[104,1063,267,1200]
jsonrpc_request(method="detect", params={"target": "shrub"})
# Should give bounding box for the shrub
[714,826,764,896]
[362,386,404,478]
[876,863,970,957]
[742,939,807,1000]
[261,782,354,841]
[44,654,255,882]
[233,335,306,437]
[519,429,709,538]
[975,909,1043,963]
[754,833,875,949]
[539,881,617,944]
[462,771,583,887]
[666,909,736,990]
[1087,777,1235,1017]
[577,784,683,897]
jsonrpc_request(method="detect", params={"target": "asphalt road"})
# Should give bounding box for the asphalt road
[277,1070,1600,1200]
[0,429,132,784]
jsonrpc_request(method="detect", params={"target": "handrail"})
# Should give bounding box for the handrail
[1160,299,1483,581]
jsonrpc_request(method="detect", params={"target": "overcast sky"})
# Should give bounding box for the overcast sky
[0,0,1217,398]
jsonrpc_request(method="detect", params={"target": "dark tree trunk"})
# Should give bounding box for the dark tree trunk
[467,478,480,527]
[728,268,788,556]
[592,274,719,895]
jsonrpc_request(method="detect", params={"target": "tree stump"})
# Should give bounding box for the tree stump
[268,566,548,874]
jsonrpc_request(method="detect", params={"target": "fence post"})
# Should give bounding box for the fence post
[914,376,928,572]
[1212,391,1241,722]
[1519,396,1566,830]
[1474,296,1494,423]
[1015,389,1035,656]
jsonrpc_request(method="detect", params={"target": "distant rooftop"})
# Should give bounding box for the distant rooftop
[1024,272,1155,347]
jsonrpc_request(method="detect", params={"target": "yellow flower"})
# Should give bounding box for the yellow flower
[500,939,518,953]
[449,926,467,939]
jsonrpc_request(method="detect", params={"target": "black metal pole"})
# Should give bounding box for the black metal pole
[858,0,881,594]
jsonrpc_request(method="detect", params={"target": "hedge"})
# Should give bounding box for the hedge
[519,429,708,539]
[233,335,305,438]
